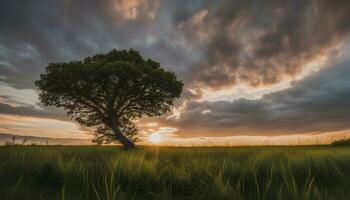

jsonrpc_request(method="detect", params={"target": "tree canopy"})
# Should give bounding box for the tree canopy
[35,49,183,148]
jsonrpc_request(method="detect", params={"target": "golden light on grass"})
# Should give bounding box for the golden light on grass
[149,133,162,144]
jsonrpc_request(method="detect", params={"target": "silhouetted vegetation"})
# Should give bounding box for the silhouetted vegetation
[332,138,350,146]
[5,136,28,146]
[0,146,349,199]
[35,49,183,149]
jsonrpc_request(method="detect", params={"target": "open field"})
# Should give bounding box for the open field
[0,146,349,200]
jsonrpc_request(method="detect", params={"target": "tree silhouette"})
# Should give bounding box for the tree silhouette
[35,49,183,148]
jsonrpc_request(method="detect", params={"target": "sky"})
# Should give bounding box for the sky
[1,0,350,145]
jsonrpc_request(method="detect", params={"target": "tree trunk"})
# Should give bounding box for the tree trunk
[110,122,135,149]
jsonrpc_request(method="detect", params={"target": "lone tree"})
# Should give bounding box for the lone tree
[35,49,183,149]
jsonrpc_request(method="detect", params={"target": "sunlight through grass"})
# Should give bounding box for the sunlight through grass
[0,146,349,199]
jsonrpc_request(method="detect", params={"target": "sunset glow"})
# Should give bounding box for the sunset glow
[0,0,350,146]
[1,2,350,199]
[148,133,162,144]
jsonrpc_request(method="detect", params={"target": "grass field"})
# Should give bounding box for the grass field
[0,146,349,200]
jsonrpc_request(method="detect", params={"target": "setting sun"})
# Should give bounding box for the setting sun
[149,133,162,144]
[1,0,350,199]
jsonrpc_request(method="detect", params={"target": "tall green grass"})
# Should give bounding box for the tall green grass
[0,146,349,200]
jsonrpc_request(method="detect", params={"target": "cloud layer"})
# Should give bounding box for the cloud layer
[0,0,350,141]
[154,59,350,137]
[179,0,350,88]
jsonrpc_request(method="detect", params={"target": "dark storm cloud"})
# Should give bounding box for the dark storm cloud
[2,0,349,90]
[1,0,350,138]
[0,0,191,89]
[178,0,350,88]
[159,59,350,137]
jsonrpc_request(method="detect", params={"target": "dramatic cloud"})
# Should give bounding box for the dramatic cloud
[0,0,350,143]
[2,0,349,90]
[0,0,165,89]
[179,0,350,89]
[158,59,350,137]
[112,0,161,21]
